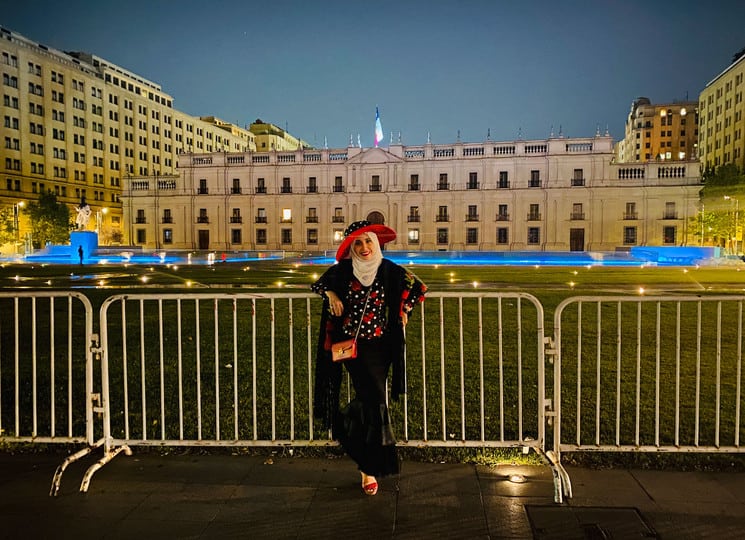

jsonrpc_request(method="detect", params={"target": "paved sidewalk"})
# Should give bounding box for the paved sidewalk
[0,450,743,539]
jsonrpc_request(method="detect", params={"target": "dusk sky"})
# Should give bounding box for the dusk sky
[2,0,744,148]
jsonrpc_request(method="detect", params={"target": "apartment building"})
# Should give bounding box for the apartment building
[699,52,745,170]
[122,135,702,252]
[615,97,699,163]
[0,26,254,244]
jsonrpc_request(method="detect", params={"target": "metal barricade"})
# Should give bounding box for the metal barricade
[78,291,548,491]
[550,295,745,501]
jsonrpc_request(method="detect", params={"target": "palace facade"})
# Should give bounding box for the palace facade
[122,134,702,252]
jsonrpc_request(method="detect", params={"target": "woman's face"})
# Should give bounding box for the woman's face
[352,233,376,260]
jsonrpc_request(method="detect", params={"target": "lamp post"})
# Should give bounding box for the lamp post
[13,201,24,253]
[724,196,740,255]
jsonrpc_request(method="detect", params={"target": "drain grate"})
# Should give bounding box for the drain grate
[525,506,659,539]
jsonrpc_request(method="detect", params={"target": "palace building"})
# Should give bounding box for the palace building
[121,134,702,252]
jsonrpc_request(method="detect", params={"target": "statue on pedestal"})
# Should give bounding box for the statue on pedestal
[75,197,91,230]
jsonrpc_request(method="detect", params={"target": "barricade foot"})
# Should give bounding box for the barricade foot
[79,444,131,492]
[543,450,573,503]
[50,444,97,497]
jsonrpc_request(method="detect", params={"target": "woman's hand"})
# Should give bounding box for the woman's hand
[326,291,344,317]
[401,312,408,327]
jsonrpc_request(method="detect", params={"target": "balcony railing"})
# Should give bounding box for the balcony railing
[230,216,243,223]
[571,178,585,187]
[407,215,421,222]
[135,217,147,224]
[623,213,638,220]
[306,186,317,193]
[231,187,242,194]
[527,213,542,221]
[256,186,267,194]
[197,187,209,194]
[281,186,292,194]
[663,212,678,220]
[437,183,450,190]
[369,184,381,192]
[162,216,173,224]
[496,213,510,221]
[436,215,450,222]
[465,214,479,221]
[306,216,319,223]
[255,216,267,223]
[333,185,345,193]
[528,180,541,188]
[332,216,345,223]
[196,216,209,223]
[408,183,420,191]
[570,212,585,220]
[498,181,510,189]
[467,182,479,190]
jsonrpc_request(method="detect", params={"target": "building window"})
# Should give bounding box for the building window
[408,206,420,222]
[466,205,479,221]
[527,204,541,221]
[571,169,585,186]
[437,228,449,244]
[256,208,267,223]
[256,229,267,244]
[409,174,420,191]
[497,204,509,221]
[571,203,584,220]
[197,208,209,223]
[231,229,242,244]
[163,229,172,244]
[230,208,242,223]
[497,227,509,244]
[135,209,146,224]
[527,227,540,244]
[198,178,208,194]
[438,173,449,190]
[281,177,292,193]
[333,176,344,193]
[529,170,541,188]
[663,226,676,245]
[498,171,509,189]
[307,229,318,244]
[664,202,677,219]
[436,206,449,222]
[307,176,317,193]
[370,175,381,192]
[162,209,173,224]
[256,178,266,194]
[408,229,420,244]
[231,178,241,194]
[624,202,637,220]
[306,207,318,223]
[136,229,146,244]
[623,226,637,245]
[466,228,478,244]
[281,208,292,223]
[467,172,479,189]
[333,207,344,223]
[281,228,292,244]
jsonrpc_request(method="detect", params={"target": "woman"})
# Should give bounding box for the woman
[312,220,427,496]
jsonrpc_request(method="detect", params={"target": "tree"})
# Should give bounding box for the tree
[0,206,15,246]
[24,191,70,248]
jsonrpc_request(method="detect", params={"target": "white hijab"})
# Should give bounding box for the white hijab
[350,232,383,287]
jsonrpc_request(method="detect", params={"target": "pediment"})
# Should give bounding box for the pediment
[346,147,403,165]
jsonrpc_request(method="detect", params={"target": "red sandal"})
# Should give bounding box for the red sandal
[362,480,378,496]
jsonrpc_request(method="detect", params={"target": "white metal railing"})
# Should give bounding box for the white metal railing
[71,292,546,490]
[549,295,745,501]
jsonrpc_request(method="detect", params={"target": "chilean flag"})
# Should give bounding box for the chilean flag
[374,107,384,147]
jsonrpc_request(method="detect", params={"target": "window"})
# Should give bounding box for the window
[135,209,146,224]
[497,204,509,221]
[467,172,479,189]
[498,171,509,188]
[136,229,146,244]
[370,175,381,192]
[436,206,449,222]
[162,209,173,224]
[623,226,637,245]
[230,208,242,223]
[497,227,509,244]
[571,169,585,186]
[306,207,318,223]
[409,174,420,191]
[197,208,209,223]
[198,178,208,194]
[664,202,676,219]
[466,205,478,221]
[256,229,267,244]
[528,204,541,221]
[232,178,241,194]
[256,178,266,194]
[334,176,344,192]
[333,207,344,223]
[281,228,292,244]
[529,170,541,188]
[527,227,540,244]
[624,202,637,220]
[408,206,420,222]
[663,226,676,244]
[571,203,584,220]
[307,176,317,193]
[256,208,267,223]
[438,173,449,190]
[466,228,478,244]
[231,229,242,244]
[307,229,318,244]
[281,208,292,223]
[163,229,173,244]
[437,228,449,244]
[408,229,419,244]
[281,177,292,193]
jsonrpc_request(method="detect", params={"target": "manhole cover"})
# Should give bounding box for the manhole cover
[526,505,659,539]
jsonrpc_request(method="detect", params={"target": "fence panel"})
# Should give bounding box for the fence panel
[98,292,545,452]
[553,295,745,455]
[0,292,94,445]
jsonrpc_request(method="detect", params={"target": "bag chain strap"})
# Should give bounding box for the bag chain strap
[351,288,373,342]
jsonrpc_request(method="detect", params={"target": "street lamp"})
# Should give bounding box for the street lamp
[724,196,740,255]
[13,201,24,252]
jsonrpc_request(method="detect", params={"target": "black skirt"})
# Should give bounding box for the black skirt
[332,337,399,477]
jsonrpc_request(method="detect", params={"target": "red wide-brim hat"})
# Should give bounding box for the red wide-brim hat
[335,220,396,261]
